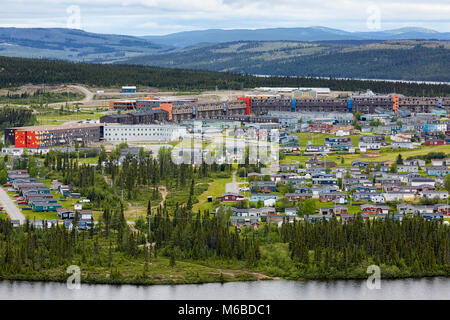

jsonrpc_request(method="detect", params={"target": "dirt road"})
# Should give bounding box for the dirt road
[225,171,239,193]
[49,85,95,107]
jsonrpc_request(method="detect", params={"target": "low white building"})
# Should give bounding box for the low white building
[1,147,24,156]
[370,194,385,203]
[103,124,187,143]
[1,147,50,156]
[390,142,414,149]
[358,142,381,151]
[397,165,419,173]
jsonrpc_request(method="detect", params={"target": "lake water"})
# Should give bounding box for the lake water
[0,277,449,300]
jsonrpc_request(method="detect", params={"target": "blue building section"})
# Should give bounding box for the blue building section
[291,99,296,112]
[438,98,443,108]
[121,86,136,93]
[397,109,411,117]
[223,103,227,114]
[347,99,353,112]
[192,105,196,118]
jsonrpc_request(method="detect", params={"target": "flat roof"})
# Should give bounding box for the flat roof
[12,123,103,131]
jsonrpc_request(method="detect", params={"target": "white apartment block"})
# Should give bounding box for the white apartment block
[104,124,187,143]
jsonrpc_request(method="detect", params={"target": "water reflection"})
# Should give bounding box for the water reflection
[0,278,449,300]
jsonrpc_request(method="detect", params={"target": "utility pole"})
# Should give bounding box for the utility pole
[147,212,151,241]
[147,211,152,262]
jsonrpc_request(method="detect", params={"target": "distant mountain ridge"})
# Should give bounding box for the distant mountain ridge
[0,27,449,82]
[140,26,450,47]
[0,27,170,62]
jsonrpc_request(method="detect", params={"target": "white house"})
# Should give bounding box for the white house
[264,198,276,207]
[410,177,435,187]
[390,142,414,149]
[370,194,385,203]
[422,190,448,200]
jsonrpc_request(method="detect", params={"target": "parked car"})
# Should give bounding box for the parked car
[7,188,15,192]
[3,184,12,187]
[79,199,91,203]
[22,207,32,210]
[17,201,28,205]
[239,187,250,192]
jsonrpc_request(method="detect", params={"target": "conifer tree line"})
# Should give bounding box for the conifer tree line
[102,147,234,205]
[41,146,234,210]
[0,56,448,96]
[0,205,261,276]
[0,107,36,132]
[135,204,260,264]
[282,215,449,274]
[0,207,448,279]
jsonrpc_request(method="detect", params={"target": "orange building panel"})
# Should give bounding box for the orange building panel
[392,94,399,115]
[14,131,26,148]
[154,103,173,121]
[26,131,40,148]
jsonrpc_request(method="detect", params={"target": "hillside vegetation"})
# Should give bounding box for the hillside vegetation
[123,40,450,82]
[0,56,449,96]
[0,28,169,63]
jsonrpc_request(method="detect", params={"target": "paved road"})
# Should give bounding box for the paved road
[0,188,26,224]
[225,171,239,194]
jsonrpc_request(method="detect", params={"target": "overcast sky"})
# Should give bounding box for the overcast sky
[1,0,449,35]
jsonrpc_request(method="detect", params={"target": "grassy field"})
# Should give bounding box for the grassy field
[192,175,233,212]
[36,111,104,125]
[281,143,450,166]
[0,92,84,105]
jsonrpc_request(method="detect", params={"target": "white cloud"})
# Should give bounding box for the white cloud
[0,0,448,35]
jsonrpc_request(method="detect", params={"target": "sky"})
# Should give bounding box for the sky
[1,0,449,36]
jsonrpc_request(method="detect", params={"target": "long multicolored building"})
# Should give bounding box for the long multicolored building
[4,123,103,149]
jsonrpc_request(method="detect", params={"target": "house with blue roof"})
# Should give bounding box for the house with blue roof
[426,166,450,176]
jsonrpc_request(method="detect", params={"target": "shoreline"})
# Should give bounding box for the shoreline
[1,271,448,287]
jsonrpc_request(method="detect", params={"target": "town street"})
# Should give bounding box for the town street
[0,187,26,224]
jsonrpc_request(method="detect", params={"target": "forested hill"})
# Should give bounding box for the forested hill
[0,27,169,63]
[122,40,450,82]
[0,55,449,96]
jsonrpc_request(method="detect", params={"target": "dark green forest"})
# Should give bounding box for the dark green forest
[0,209,448,284]
[0,107,36,132]
[0,55,449,96]
[250,47,450,83]
[123,40,450,84]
